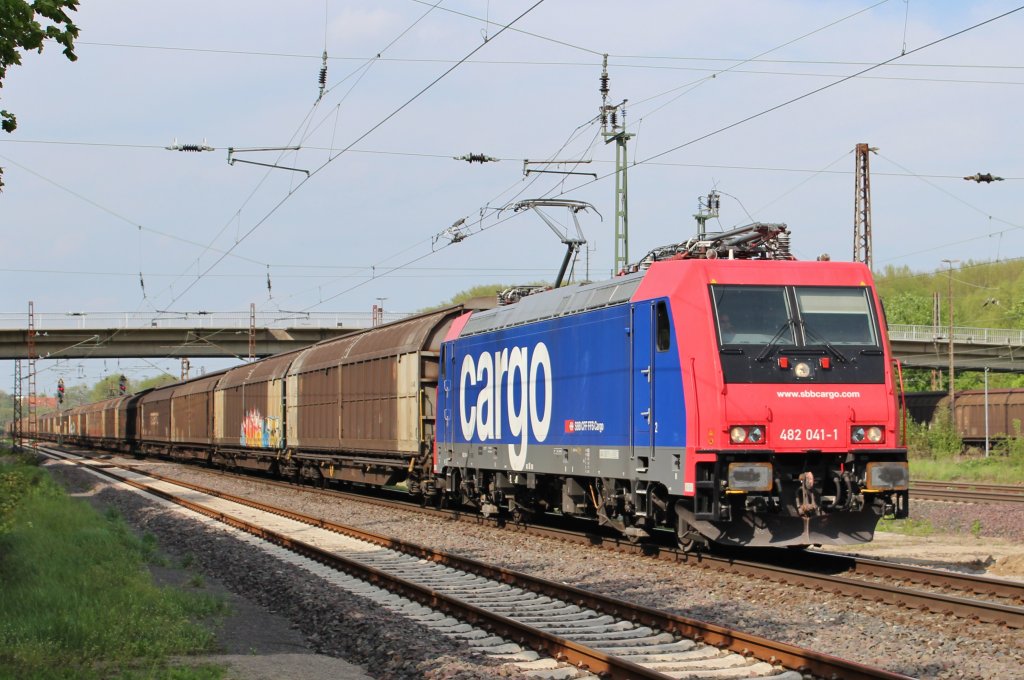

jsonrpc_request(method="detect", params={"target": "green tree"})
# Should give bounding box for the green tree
[880,291,932,326]
[1,0,80,191]
[135,373,177,392]
[424,282,552,312]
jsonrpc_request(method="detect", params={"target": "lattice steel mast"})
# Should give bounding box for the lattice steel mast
[600,55,633,275]
[27,301,37,441]
[853,143,876,269]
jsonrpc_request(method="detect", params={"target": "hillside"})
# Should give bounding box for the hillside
[875,258,1024,390]
[876,258,1024,329]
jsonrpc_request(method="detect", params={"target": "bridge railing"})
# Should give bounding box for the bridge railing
[888,324,1024,347]
[0,310,408,330]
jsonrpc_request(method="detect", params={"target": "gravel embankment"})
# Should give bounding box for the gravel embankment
[47,461,528,680]
[57,458,1024,680]
[911,498,1024,541]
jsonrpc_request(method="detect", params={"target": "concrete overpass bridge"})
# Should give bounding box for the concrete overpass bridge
[0,310,403,360]
[887,324,1024,373]
[2,313,1024,373]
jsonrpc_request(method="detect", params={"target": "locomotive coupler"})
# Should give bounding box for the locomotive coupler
[797,471,818,517]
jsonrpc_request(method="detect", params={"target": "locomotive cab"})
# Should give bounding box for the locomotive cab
[673,268,909,547]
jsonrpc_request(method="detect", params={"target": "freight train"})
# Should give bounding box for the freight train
[25,222,909,549]
[904,389,1024,445]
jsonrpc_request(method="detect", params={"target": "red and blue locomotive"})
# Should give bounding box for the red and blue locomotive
[435,223,908,548]
[32,223,908,549]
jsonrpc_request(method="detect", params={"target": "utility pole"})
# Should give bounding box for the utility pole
[984,366,990,458]
[853,143,876,270]
[943,259,959,418]
[600,55,633,275]
[248,303,256,361]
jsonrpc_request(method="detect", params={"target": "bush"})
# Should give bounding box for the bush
[905,407,962,459]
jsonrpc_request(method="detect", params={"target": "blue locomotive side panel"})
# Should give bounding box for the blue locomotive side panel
[437,300,687,481]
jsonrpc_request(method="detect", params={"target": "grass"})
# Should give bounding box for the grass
[876,516,936,537]
[909,452,1024,484]
[0,451,228,680]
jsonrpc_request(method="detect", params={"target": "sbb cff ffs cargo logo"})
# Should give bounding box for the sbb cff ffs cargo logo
[458,342,553,471]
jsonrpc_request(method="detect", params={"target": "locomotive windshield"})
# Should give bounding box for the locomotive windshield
[713,285,879,348]
[713,284,883,384]
[794,287,878,346]
[714,286,793,345]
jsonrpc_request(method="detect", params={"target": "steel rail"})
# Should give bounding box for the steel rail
[40,449,667,680]
[158,460,1024,613]
[41,445,1024,627]
[911,481,1024,505]
[43,447,911,680]
[804,551,1024,604]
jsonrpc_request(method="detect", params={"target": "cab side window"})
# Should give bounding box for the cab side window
[656,301,671,351]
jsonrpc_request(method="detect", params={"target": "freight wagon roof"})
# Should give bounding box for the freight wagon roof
[459,274,644,337]
[77,394,128,414]
[217,350,301,390]
[288,306,462,374]
[171,371,226,398]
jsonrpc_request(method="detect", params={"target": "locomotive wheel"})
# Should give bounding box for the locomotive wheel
[675,517,708,553]
[511,506,530,527]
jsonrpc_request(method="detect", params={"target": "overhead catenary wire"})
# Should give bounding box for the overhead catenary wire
[146,0,453,316]
[152,1,548,317]
[10,3,1022,332]
[0,153,269,268]
[275,5,1024,314]
[628,0,892,119]
[636,4,1024,167]
[73,40,1024,72]
[3,138,1022,181]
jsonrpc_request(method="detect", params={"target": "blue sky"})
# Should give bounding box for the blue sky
[2,0,1022,387]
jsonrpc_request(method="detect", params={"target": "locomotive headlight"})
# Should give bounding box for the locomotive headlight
[729,425,766,444]
[851,426,884,444]
[727,462,773,492]
[794,361,812,378]
[865,461,909,491]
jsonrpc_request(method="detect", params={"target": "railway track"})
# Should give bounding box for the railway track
[51,444,1024,630]
[38,444,911,680]
[130,456,1024,626]
[910,480,1024,505]
[118,454,1024,626]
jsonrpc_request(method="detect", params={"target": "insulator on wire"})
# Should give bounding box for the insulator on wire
[454,153,498,164]
[165,138,214,152]
[318,50,328,100]
[599,72,609,97]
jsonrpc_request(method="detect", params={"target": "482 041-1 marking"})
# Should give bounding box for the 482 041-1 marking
[777,427,838,442]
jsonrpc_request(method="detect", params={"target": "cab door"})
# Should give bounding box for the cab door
[438,343,455,471]
[631,301,655,467]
